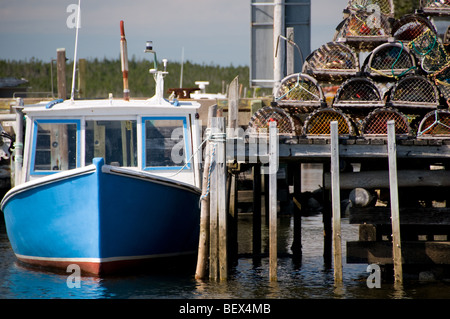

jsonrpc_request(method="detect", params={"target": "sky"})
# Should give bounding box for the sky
[0,0,349,66]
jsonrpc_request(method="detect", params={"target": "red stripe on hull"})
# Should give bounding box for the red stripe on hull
[16,253,196,276]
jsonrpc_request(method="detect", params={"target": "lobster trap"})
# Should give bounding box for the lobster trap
[433,63,450,102]
[346,0,395,17]
[420,0,450,16]
[302,42,360,81]
[418,109,450,137]
[334,11,392,50]
[274,73,326,113]
[392,14,437,42]
[409,29,450,74]
[363,42,417,79]
[247,106,299,136]
[360,107,412,136]
[389,75,440,109]
[303,108,355,136]
[333,77,384,108]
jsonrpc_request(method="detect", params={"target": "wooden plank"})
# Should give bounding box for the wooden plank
[227,76,239,137]
[330,121,343,284]
[269,121,278,281]
[349,207,450,225]
[387,120,403,284]
[323,170,450,190]
[347,241,450,265]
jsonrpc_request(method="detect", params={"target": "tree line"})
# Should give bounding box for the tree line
[0,57,250,99]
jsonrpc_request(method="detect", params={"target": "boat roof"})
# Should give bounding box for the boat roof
[21,97,201,118]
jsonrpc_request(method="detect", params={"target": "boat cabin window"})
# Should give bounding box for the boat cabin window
[85,120,137,167]
[31,120,79,174]
[143,117,190,170]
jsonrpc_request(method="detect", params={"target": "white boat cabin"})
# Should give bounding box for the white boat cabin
[18,98,202,188]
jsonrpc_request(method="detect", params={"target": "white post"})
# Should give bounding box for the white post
[273,0,284,92]
[330,121,343,284]
[387,120,403,284]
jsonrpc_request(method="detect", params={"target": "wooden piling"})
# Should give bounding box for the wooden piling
[387,120,403,284]
[253,164,262,256]
[269,121,278,281]
[195,104,217,280]
[330,121,343,284]
[290,162,302,259]
[56,48,67,100]
[209,117,219,281]
[217,117,228,281]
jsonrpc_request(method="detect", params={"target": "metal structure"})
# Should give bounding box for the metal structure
[250,0,311,88]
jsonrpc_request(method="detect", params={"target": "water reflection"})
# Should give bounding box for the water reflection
[2,213,450,299]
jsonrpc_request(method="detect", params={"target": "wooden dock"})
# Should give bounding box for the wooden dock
[197,99,450,284]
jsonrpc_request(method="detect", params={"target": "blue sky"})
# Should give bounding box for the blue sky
[0,0,349,66]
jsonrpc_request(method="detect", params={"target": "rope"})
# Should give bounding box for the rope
[276,73,320,102]
[200,143,216,202]
[418,110,450,136]
[411,30,438,56]
[369,41,416,79]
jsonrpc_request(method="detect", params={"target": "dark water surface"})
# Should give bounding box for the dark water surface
[1,213,450,301]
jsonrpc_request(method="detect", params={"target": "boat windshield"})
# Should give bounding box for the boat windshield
[85,120,137,167]
[143,117,190,170]
[31,120,79,174]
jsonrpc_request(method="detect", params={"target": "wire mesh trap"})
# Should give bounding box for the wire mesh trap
[346,0,395,17]
[433,63,450,103]
[409,29,450,74]
[418,109,450,137]
[274,73,325,112]
[389,75,440,108]
[247,106,298,136]
[420,0,450,15]
[333,77,384,108]
[363,42,417,78]
[392,14,437,42]
[334,11,392,50]
[303,108,355,136]
[361,107,412,136]
[302,42,360,81]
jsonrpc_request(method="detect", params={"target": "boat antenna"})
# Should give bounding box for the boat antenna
[70,0,82,102]
[120,20,129,101]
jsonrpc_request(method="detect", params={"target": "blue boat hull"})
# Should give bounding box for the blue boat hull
[1,158,201,275]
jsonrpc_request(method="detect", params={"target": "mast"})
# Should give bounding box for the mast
[70,0,81,102]
[120,20,130,101]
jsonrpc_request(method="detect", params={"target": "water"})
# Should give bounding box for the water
[1,213,450,302]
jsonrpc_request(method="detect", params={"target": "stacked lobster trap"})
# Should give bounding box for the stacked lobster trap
[248,0,450,139]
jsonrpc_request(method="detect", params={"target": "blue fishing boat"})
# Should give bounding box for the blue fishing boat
[1,41,203,274]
